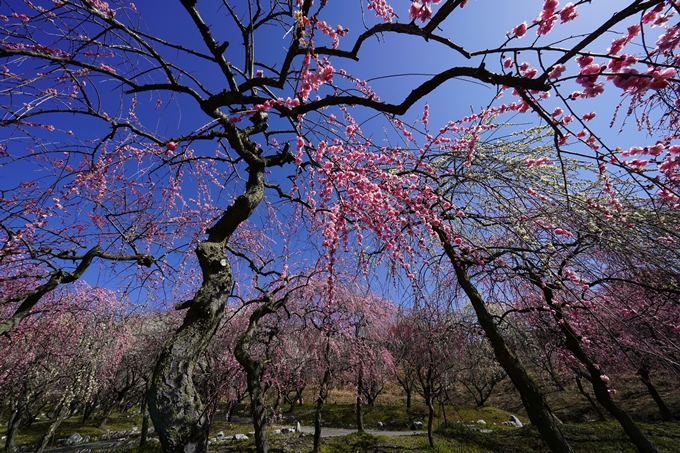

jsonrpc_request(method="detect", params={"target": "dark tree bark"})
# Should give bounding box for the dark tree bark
[98,403,116,429]
[426,395,435,448]
[440,239,574,453]
[234,322,268,453]
[5,399,28,453]
[313,367,331,453]
[362,381,384,407]
[637,367,674,422]
[234,293,289,453]
[575,376,606,422]
[82,401,97,424]
[148,241,231,453]
[140,383,150,447]
[440,400,448,429]
[356,367,364,433]
[284,387,305,412]
[35,403,69,453]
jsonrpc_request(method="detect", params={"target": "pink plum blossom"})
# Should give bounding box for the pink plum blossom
[548,64,566,79]
[511,22,527,38]
[559,3,578,23]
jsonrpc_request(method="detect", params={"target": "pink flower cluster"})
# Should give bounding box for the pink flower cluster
[548,64,566,80]
[313,20,349,50]
[299,54,335,101]
[559,3,578,24]
[12,12,30,21]
[574,54,605,98]
[534,0,559,36]
[526,157,553,167]
[510,1,577,38]
[608,24,641,56]
[609,64,676,94]
[509,22,527,39]
[367,0,396,23]
[85,0,116,18]
[409,0,442,23]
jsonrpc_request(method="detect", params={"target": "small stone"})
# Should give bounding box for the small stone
[67,433,83,445]
[377,422,383,428]
[476,420,486,425]
[509,415,523,428]
[233,434,248,441]
[216,431,225,439]
[272,429,281,435]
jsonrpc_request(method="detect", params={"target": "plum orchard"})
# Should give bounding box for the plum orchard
[1,1,679,453]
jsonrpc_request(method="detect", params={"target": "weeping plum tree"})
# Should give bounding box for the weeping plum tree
[0,284,127,453]
[392,295,463,448]
[2,1,680,453]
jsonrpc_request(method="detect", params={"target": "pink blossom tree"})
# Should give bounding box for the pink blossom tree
[0,283,127,453]
[391,292,464,448]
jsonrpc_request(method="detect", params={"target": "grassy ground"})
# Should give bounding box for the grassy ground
[277,401,525,430]
[2,382,680,452]
[159,421,680,453]
[0,412,143,449]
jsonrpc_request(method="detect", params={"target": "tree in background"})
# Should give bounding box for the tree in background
[0,284,127,453]
[392,289,463,448]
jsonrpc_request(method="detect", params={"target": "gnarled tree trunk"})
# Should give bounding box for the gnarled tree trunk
[148,125,273,453]
[426,394,435,448]
[147,241,231,453]
[356,366,364,433]
[575,376,606,422]
[35,401,69,453]
[5,398,28,453]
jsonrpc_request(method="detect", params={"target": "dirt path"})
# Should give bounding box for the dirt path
[41,426,424,452]
[298,426,424,438]
[44,438,135,453]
